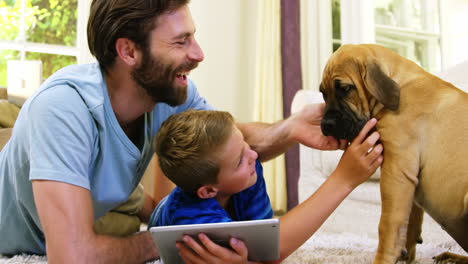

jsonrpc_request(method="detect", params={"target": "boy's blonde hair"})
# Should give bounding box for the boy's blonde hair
[155,110,235,194]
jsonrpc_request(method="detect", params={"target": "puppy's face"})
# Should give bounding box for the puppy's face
[320,79,368,141]
[319,44,401,141]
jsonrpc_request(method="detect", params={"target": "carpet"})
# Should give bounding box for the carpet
[1,180,465,263]
[282,192,466,264]
[282,231,464,264]
[0,230,464,264]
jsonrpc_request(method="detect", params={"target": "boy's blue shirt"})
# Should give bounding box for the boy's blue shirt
[149,160,273,227]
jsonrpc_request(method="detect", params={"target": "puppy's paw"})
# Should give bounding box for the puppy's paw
[433,252,450,263]
[398,249,409,261]
[433,251,468,263]
[417,236,423,244]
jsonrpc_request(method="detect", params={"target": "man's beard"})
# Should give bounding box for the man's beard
[131,50,198,106]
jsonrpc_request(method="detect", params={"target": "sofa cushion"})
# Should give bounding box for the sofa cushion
[0,88,6,100]
[0,100,20,128]
[437,60,468,92]
[0,128,12,151]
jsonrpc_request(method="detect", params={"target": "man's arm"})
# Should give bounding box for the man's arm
[153,155,175,204]
[32,180,159,264]
[237,103,344,161]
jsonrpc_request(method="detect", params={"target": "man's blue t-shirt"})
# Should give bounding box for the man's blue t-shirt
[148,161,273,227]
[0,63,212,255]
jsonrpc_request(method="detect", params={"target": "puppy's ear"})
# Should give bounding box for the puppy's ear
[364,62,400,111]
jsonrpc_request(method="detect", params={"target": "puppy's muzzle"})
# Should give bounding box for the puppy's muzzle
[321,110,366,141]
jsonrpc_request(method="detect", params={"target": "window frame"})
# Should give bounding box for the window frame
[299,0,467,91]
[0,0,93,64]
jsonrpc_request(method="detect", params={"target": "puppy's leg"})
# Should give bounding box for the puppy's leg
[373,160,419,264]
[433,217,468,264]
[433,252,468,264]
[402,204,424,263]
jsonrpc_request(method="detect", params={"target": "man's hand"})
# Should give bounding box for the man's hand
[176,233,261,264]
[238,103,347,162]
[288,103,347,151]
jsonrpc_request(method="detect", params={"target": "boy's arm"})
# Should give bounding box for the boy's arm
[33,180,159,264]
[237,103,345,162]
[175,118,381,264]
[180,181,357,264]
[271,118,383,262]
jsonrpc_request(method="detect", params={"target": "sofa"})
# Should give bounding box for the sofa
[0,88,19,151]
[0,89,20,128]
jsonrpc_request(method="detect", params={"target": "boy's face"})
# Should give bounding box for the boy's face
[214,126,259,196]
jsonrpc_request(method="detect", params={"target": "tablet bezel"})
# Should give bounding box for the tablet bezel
[149,219,280,263]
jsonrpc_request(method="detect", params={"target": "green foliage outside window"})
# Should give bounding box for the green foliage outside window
[332,0,341,52]
[28,0,77,46]
[0,0,77,88]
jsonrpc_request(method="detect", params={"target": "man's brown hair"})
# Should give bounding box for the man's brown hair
[155,110,235,194]
[87,0,190,72]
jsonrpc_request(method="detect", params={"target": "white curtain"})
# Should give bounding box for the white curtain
[253,0,287,213]
[77,0,95,63]
[300,0,333,91]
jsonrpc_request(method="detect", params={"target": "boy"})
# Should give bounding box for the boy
[149,109,272,226]
[149,109,383,263]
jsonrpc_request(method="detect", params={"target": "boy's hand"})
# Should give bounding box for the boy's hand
[333,118,383,189]
[176,233,260,264]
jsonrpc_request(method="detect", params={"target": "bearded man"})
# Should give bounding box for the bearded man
[0,0,355,263]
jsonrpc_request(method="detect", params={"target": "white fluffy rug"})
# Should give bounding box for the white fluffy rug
[1,179,466,263]
[280,192,466,264]
[282,230,464,264]
[1,201,465,264]
[0,230,464,264]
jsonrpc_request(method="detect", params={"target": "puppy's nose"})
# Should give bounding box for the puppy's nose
[321,119,337,136]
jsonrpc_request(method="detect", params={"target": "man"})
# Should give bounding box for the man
[0,0,377,263]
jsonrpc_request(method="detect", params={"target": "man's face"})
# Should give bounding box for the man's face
[132,5,204,106]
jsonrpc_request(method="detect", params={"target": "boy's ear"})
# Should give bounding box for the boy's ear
[197,185,218,199]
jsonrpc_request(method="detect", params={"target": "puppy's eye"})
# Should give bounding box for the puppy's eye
[337,84,354,97]
[341,85,353,92]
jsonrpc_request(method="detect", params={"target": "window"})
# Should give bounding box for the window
[331,0,341,51]
[0,0,92,89]
[374,0,441,72]
[331,0,441,73]
[300,0,467,90]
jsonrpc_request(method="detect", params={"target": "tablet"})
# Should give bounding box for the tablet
[149,219,280,264]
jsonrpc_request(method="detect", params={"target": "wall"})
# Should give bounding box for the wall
[142,1,258,196]
[169,0,468,121]
[143,0,468,195]
[440,0,468,70]
[188,0,258,122]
